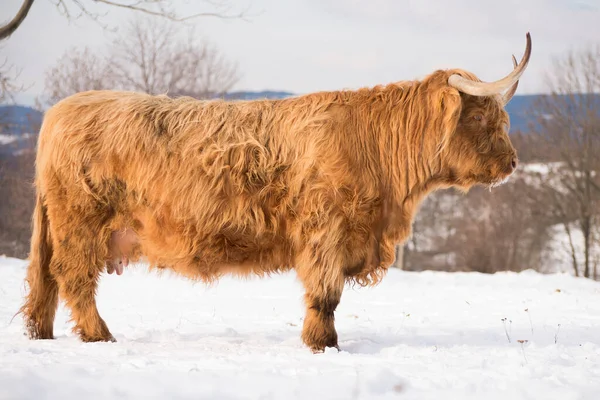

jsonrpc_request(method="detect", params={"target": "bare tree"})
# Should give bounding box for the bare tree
[110,18,239,98]
[0,57,25,103]
[530,45,600,279]
[403,189,460,271]
[1,0,247,41]
[44,17,239,104]
[1,0,247,105]
[402,171,555,274]
[44,47,114,104]
[447,180,552,274]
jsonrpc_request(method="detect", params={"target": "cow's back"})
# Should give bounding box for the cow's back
[36,90,355,278]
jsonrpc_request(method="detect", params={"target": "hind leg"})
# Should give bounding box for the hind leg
[46,190,116,342]
[22,262,59,339]
[52,249,115,342]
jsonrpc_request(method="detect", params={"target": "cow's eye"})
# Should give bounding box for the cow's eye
[473,114,484,122]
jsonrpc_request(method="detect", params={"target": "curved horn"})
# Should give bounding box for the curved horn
[502,55,520,105]
[448,32,531,97]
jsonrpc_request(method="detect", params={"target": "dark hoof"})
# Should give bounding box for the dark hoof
[24,319,54,340]
[80,333,117,343]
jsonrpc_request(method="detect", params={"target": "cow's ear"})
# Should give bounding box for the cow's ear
[434,86,462,154]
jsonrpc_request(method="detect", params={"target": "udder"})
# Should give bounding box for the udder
[105,228,139,275]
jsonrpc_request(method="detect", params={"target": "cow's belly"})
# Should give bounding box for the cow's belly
[108,211,293,281]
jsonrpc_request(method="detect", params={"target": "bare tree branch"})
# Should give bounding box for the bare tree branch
[109,17,239,98]
[0,0,35,41]
[49,0,250,28]
[43,47,114,104]
[93,0,249,21]
[0,0,252,38]
[43,17,240,104]
[0,57,27,103]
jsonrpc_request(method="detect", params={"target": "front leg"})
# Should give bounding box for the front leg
[296,247,345,353]
[301,282,343,352]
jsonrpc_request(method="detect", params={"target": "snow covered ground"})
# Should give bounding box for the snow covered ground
[1,255,600,400]
[0,134,18,146]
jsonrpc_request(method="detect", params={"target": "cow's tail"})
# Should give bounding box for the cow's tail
[18,191,59,339]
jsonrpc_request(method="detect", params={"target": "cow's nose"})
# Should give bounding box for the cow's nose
[510,157,518,171]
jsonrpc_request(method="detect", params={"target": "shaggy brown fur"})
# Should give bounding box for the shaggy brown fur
[21,68,518,352]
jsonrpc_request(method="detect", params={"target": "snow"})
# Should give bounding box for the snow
[520,162,556,176]
[1,255,600,400]
[0,134,18,145]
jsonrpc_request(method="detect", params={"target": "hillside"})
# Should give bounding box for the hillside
[503,94,538,133]
[0,105,43,135]
[0,105,42,156]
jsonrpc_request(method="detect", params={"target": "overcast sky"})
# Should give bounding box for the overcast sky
[2,0,600,105]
